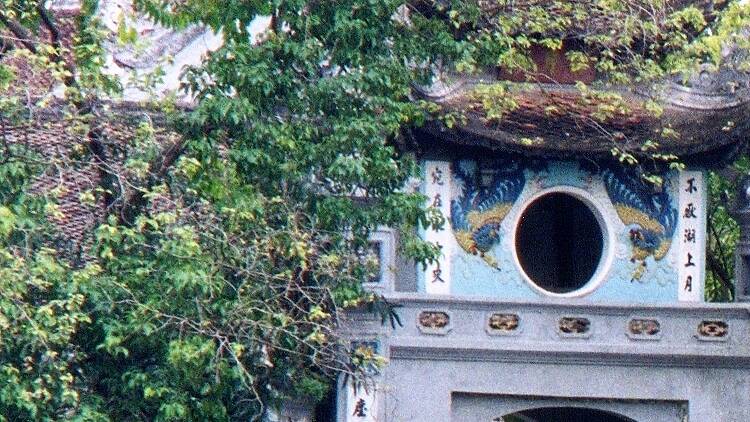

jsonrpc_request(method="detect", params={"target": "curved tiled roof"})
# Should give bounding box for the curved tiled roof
[2,106,178,259]
[413,52,750,166]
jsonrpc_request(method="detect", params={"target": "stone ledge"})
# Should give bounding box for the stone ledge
[341,293,750,369]
[382,292,750,316]
[389,340,750,369]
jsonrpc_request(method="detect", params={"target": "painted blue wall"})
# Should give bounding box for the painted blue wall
[417,159,705,303]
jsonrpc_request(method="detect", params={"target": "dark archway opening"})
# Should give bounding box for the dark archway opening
[502,406,636,422]
[515,192,603,294]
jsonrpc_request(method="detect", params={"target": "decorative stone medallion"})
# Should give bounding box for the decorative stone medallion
[417,311,452,335]
[697,320,729,340]
[558,317,591,337]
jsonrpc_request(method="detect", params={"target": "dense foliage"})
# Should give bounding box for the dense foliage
[0,142,99,421]
[0,0,749,420]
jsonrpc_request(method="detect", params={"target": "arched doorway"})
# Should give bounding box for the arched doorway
[500,406,637,422]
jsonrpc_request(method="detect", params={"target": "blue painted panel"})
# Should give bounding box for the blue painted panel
[419,159,701,303]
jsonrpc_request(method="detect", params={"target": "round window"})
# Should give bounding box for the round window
[515,192,604,294]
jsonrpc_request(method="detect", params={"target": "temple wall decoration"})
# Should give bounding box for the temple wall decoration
[418,158,706,303]
[676,171,707,302]
[421,160,454,294]
[450,159,525,270]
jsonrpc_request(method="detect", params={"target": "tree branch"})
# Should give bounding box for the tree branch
[118,136,187,225]
[0,16,38,53]
[36,2,61,48]
[36,2,77,87]
[707,249,734,298]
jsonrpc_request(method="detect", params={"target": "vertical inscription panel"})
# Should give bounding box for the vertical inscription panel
[423,160,453,294]
[345,383,378,422]
[677,171,706,302]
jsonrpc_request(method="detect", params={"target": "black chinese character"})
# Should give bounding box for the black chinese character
[685,253,696,267]
[431,167,444,186]
[685,177,697,193]
[683,203,697,219]
[684,275,693,292]
[432,193,442,208]
[684,229,696,243]
[431,267,445,283]
[352,398,368,417]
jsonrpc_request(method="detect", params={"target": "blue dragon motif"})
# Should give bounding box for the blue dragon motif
[600,165,677,280]
[450,160,526,269]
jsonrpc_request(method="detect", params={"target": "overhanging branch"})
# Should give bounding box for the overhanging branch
[0,16,38,53]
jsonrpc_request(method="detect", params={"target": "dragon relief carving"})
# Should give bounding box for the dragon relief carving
[600,165,677,281]
[449,159,678,281]
[450,160,526,270]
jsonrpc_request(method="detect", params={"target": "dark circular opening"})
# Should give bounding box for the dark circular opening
[515,192,603,294]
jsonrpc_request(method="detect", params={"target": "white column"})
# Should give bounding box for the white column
[677,171,707,302]
[423,160,453,295]
[343,381,378,422]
